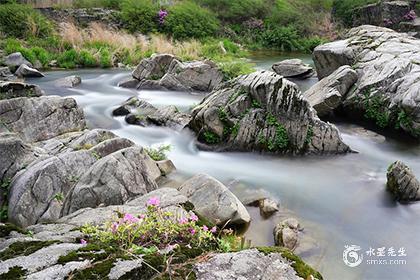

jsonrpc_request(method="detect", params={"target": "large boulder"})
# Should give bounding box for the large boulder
[61,146,160,216]
[189,70,350,155]
[386,160,420,202]
[0,97,85,142]
[272,59,314,79]
[313,25,420,138]
[0,67,15,81]
[127,54,223,92]
[4,52,33,72]
[0,81,43,100]
[15,64,45,78]
[178,174,250,226]
[305,65,358,116]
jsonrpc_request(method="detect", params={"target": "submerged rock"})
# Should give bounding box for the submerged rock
[305,65,358,117]
[313,25,420,138]
[178,174,251,226]
[15,64,45,78]
[274,218,303,251]
[189,70,350,155]
[272,59,314,79]
[386,161,420,202]
[126,54,223,92]
[55,75,82,88]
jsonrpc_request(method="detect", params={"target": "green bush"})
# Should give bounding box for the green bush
[78,50,98,67]
[197,0,267,22]
[332,0,377,26]
[0,4,53,38]
[57,49,78,69]
[99,48,112,68]
[218,60,255,80]
[120,0,159,34]
[145,144,171,161]
[73,0,120,9]
[30,47,51,67]
[261,26,302,51]
[163,1,219,40]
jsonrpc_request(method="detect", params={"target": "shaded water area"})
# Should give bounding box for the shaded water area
[28,53,420,280]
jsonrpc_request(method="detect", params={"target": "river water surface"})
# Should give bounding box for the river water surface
[28,53,420,280]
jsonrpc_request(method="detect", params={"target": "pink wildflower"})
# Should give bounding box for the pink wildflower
[111,222,119,233]
[123,213,139,223]
[210,226,217,233]
[147,197,160,207]
[189,228,196,235]
[179,217,188,225]
[80,239,87,245]
[202,225,209,231]
[189,213,198,222]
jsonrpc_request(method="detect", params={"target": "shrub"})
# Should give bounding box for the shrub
[99,48,112,68]
[145,144,171,161]
[163,1,219,40]
[30,47,51,67]
[78,49,98,67]
[197,0,267,23]
[0,4,53,38]
[261,26,302,51]
[73,0,120,9]
[57,49,78,69]
[218,60,255,80]
[332,0,377,26]
[120,0,159,34]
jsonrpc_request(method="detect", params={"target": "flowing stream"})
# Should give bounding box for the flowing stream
[28,53,420,280]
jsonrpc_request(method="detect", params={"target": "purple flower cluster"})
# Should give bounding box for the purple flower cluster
[403,10,417,21]
[158,9,168,25]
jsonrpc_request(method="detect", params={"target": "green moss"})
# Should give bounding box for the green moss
[203,131,220,144]
[0,223,28,238]
[304,126,314,146]
[256,247,323,280]
[70,258,116,279]
[0,266,27,279]
[362,90,389,128]
[57,243,113,264]
[264,113,289,151]
[0,241,57,261]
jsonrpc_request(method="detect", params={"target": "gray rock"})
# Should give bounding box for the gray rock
[129,54,223,92]
[8,150,98,227]
[313,25,420,138]
[194,249,305,280]
[156,159,176,176]
[274,218,302,250]
[4,52,33,72]
[0,243,85,274]
[178,174,250,226]
[260,198,279,216]
[147,105,191,130]
[305,65,358,116]
[15,64,45,78]
[189,70,351,155]
[61,146,159,216]
[272,59,314,79]
[351,1,411,28]
[117,78,139,88]
[58,187,188,226]
[26,260,91,280]
[0,97,85,142]
[55,75,82,88]
[0,67,15,81]
[108,259,143,280]
[0,81,43,100]
[386,160,420,202]
[26,223,83,243]
[132,53,177,81]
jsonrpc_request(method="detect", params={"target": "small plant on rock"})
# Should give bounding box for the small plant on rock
[145,144,171,161]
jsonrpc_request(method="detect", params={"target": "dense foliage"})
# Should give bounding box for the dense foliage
[332,0,377,26]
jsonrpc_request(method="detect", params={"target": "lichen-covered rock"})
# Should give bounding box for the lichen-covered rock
[15,64,45,78]
[0,97,85,142]
[189,70,350,155]
[128,54,223,92]
[272,59,314,79]
[274,218,303,251]
[178,174,250,226]
[61,146,160,216]
[194,249,307,280]
[386,160,420,202]
[305,65,358,116]
[313,25,420,138]
[0,81,43,100]
[55,75,81,88]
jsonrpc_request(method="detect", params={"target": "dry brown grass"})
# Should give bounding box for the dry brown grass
[59,22,202,62]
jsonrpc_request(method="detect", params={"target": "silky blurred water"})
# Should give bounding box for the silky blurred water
[27,56,420,279]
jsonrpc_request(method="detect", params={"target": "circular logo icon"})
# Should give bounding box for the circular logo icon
[343,245,364,267]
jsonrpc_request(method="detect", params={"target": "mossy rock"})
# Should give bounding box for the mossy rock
[256,246,323,280]
[0,223,27,238]
[0,240,58,261]
[0,266,27,280]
